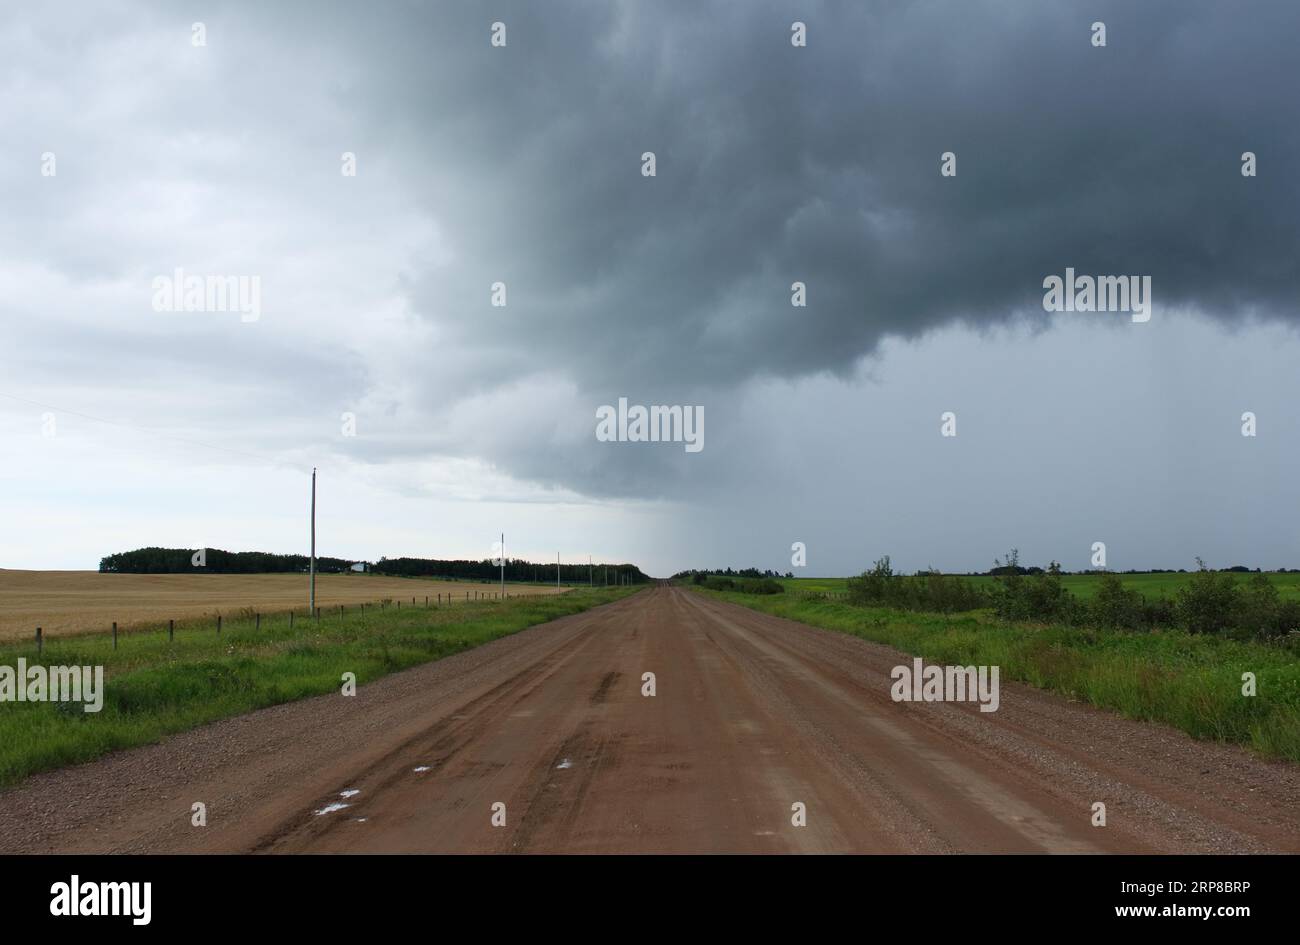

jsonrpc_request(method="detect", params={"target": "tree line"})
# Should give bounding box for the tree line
[845,551,1300,640]
[98,547,648,584]
[99,547,355,574]
[372,556,647,584]
[672,567,794,580]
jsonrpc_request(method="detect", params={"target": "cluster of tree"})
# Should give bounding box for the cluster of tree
[846,556,987,613]
[372,557,647,584]
[986,562,1043,577]
[99,547,355,574]
[673,567,794,580]
[989,552,1300,638]
[844,550,1299,640]
[689,572,784,594]
[980,564,1287,577]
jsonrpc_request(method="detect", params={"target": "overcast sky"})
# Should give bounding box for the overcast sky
[3,0,1299,577]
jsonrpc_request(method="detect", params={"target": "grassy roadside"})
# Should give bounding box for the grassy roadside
[780,572,1300,601]
[0,587,639,789]
[693,586,1300,764]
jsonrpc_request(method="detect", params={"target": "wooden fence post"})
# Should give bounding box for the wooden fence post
[112,621,118,649]
[169,619,174,642]
[256,612,261,631]
[217,615,222,634]
[290,611,295,630]
[35,627,42,654]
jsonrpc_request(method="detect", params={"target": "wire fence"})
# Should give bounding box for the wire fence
[23,587,545,654]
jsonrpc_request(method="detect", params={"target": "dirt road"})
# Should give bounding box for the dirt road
[3,586,1298,853]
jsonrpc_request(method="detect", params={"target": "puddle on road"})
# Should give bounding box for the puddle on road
[556,758,573,770]
[413,766,430,773]
[340,789,360,798]
[315,802,351,816]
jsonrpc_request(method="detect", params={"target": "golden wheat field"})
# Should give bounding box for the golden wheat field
[0,570,568,642]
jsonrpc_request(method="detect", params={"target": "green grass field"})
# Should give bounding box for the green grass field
[782,571,1300,601]
[697,584,1300,763]
[0,587,638,788]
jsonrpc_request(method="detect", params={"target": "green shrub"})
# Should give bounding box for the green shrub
[846,556,895,605]
[699,574,783,595]
[847,557,986,614]
[843,552,1295,642]
[1176,559,1241,634]
[1022,562,1075,622]
[1088,572,1147,630]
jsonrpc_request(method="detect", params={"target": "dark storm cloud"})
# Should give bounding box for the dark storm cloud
[276,0,1300,394]
[229,0,1300,501]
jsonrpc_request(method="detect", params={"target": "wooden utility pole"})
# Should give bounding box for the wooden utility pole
[500,532,505,597]
[310,467,317,610]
